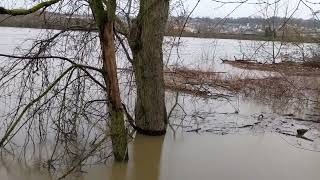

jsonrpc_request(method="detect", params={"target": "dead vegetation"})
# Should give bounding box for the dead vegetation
[164,68,231,98]
[222,60,320,76]
[163,67,319,107]
[164,67,290,96]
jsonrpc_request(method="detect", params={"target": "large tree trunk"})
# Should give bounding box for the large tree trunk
[90,0,128,161]
[129,0,170,135]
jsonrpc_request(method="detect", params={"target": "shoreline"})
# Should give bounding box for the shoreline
[0,25,317,43]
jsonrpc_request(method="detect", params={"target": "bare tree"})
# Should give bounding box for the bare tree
[0,0,174,168]
[0,0,128,163]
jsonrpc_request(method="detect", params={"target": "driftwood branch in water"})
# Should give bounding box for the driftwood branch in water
[238,122,261,128]
[276,130,314,142]
[186,128,201,133]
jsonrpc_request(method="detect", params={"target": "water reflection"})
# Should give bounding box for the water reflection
[129,134,163,180]
[0,157,52,180]
[86,134,164,180]
[1,133,320,180]
[86,133,320,180]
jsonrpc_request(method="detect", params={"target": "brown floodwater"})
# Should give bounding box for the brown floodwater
[0,27,320,180]
[1,132,320,180]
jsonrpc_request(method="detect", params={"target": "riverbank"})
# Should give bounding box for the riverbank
[167,31,318,43]
[2,23,316,43]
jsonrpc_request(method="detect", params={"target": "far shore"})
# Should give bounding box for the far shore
[0,25,318,43]
[167,32,319,43]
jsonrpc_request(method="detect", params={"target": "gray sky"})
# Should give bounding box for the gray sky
[1,0,320,19]
[183,0,320,19]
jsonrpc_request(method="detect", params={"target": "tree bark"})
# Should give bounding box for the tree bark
[102,22,128,161]
[90,0,128,161]
[129,0,169,135]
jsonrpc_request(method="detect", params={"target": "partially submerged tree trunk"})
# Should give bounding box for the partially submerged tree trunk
[90,0,128,161]
[102,21,128,161]
[128,0,170,135]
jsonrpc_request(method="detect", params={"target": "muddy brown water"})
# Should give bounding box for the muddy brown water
[1,132,320,180]
[1,27,320,180]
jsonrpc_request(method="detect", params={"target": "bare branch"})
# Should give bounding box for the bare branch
[0,66,75,148]
[0,54,103,73]
[0,0,61,16]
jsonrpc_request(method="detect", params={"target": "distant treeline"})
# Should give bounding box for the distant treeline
[187,16,320,29]
[0,12,95,30]
[168,31,317,43]
[2,12,319,30]
[1,12,319,43]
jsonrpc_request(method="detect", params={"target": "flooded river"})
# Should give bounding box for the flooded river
[0,27,320,179]
[1,133,320,180]
[88,133,320,180]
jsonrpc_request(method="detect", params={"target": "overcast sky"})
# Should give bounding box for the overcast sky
[1,0,320,19]
[184,0,320,19]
